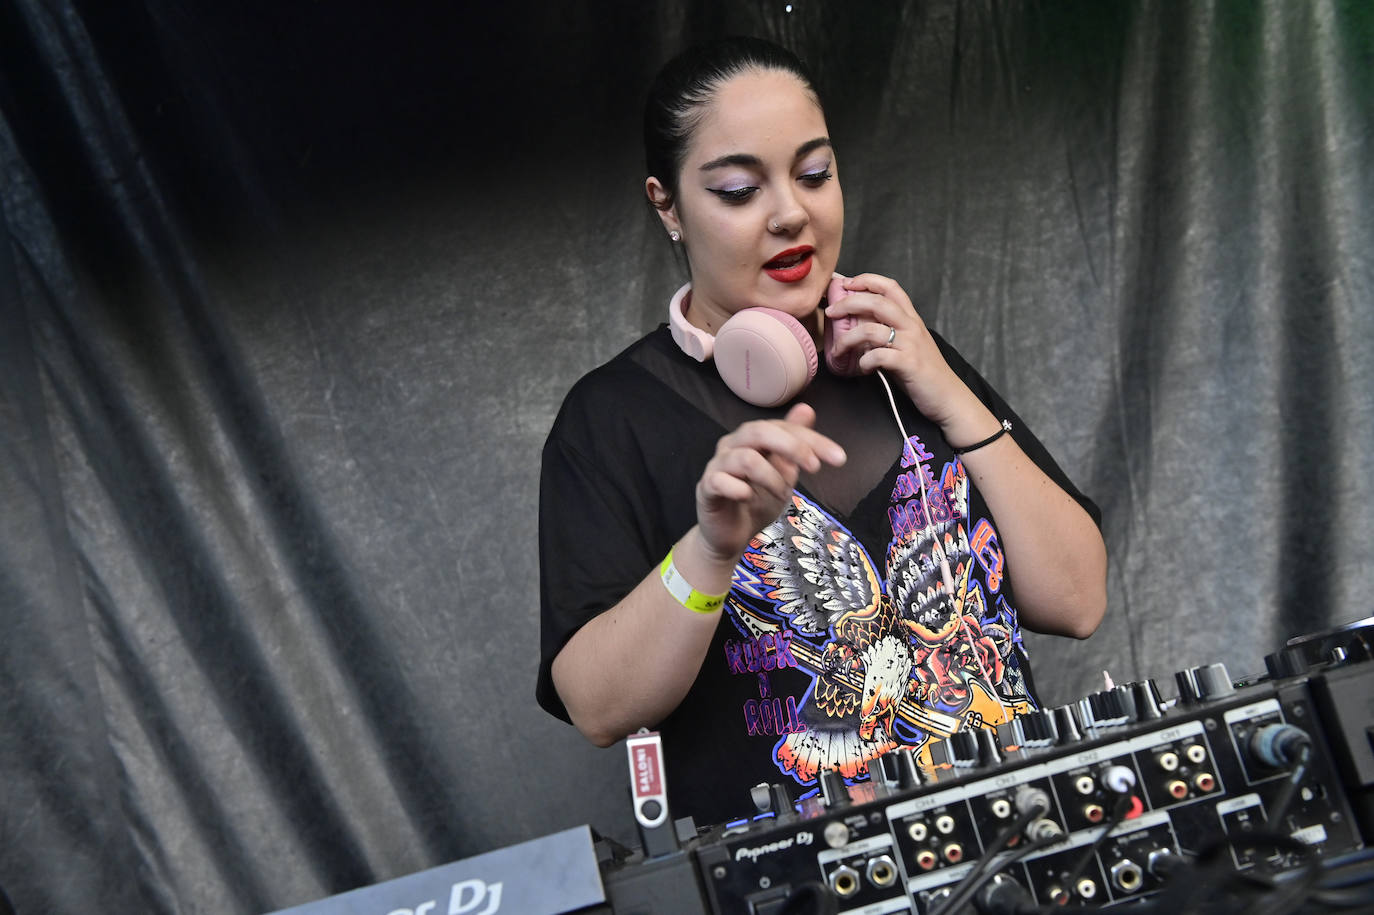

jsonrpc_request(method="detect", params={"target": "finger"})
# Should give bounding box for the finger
[783,402,816,427]
[840,273,917,316]
[841,272,902,297]
[702,448,796,505]
[824,292,913,337]
[721,419,846,471]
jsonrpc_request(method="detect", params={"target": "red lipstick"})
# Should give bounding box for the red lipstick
[763,246,814,283]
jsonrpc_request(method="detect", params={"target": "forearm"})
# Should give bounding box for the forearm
[550,527,737,747]
[943,395,1108,639]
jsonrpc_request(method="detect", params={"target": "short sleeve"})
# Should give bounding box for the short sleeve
[933,332,1102,529]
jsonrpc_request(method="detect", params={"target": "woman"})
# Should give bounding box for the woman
[537,37,1106,827]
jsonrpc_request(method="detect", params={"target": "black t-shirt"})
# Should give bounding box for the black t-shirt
[538,324,1099,827]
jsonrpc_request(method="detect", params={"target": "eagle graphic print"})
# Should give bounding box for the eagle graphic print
[721,432,1034,789]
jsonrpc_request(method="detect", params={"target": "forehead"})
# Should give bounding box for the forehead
[686,68,828,161]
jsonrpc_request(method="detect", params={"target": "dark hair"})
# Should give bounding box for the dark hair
[644,37,822,208]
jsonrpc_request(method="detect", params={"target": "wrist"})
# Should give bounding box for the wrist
[669,528,739,598]
[932,389,1001,449]
[950,418,1013,455]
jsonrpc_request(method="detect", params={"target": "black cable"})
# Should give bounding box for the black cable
[1138,831,1316,915]
[777,881,838,915]
[1249,855,1324,915]
[1312,885,1374,909]
[1267,741,1313,826]
[973,873,1040,915]
[1313,847,1374,888]
[928,805,1042,915]
[1055,793,1133,900]
[1256,844,1374,909]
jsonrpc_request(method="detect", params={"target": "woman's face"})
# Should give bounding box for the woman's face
[649,68,844,333]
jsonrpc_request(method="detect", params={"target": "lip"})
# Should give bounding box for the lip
[763,246,814,283]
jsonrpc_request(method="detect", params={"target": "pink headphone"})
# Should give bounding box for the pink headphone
[668,275,860,407]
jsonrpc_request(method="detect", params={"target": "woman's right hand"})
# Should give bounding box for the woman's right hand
[552,405,845,747]
[694,403,847,565]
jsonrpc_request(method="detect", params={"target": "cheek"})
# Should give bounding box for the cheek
[819,196,844,235]
[700,216,755,267]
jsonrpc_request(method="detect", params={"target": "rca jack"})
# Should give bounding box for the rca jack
[914,848,939,871]
[1157,751,1180,772]
[1194,772,1216,793]
[942,843,964,864]
[1185,743,1208,764]
[1110,859,1145,893]
[1074,774,1096,795]
[1076,877,1099,901]
[1083,803,1106,824]
[935,814,956,835]
[866,855,898,888]
[829,865,861,898]
[1166,779,1189,800]
[990,797,1013,819]
[908,821,928,842]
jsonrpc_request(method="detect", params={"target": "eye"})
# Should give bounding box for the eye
[709,186,758,203]
[800,168,833,186]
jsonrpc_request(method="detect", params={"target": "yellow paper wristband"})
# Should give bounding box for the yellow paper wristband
[659,547,727,614]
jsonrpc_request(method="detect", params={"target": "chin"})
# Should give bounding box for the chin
[779,274,831,317]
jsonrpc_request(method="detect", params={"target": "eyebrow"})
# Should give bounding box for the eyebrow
[698,136,832,172]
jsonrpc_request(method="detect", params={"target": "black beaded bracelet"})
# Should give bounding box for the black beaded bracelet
[952,419,1013,455]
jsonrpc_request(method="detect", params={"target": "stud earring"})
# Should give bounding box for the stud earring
[669,230,681,242]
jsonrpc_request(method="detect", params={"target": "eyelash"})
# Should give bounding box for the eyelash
[710,169,833,203]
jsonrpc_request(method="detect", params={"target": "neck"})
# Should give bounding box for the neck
[686,288,825,344]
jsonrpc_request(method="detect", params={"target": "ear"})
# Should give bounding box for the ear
[645,177,681,237]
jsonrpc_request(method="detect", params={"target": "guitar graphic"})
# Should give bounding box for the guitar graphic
[736,488,1031,784]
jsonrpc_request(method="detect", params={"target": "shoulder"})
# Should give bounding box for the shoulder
[545,325,704,466]
[551,329,673,424]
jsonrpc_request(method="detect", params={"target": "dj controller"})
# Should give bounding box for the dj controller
[272,620,1374,915]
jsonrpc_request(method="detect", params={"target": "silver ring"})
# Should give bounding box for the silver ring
[884,325,896,347]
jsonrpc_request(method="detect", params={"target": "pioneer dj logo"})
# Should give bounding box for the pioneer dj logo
[733,829,814,863]
[384,878,503,915]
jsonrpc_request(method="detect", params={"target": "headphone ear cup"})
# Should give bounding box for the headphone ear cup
[713,308,818,407]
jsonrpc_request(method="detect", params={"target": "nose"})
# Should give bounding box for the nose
[768,188,809,235]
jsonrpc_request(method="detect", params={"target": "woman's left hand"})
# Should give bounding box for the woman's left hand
[827,272,1107,640]
[825,272,974,430]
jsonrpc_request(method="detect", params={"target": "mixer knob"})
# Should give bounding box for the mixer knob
[995,718,1021,750]
[923,730,967,763]
[877,749,902,787]
[1052,704,1083,744]
[930,728,1001,770]
[1078,687,1131,730]
[750,782,796,821]
[819,768,850,808]
[883,746,923,789]
[1018,708,1060,747]
[1128,679,1165,719]
[750,782,771,815]
[974,727,1002,766]
[1264,647,1308,679]
[1175,662,1235,705]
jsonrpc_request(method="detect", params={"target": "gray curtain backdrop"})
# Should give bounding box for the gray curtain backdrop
[1,1,1370,912]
